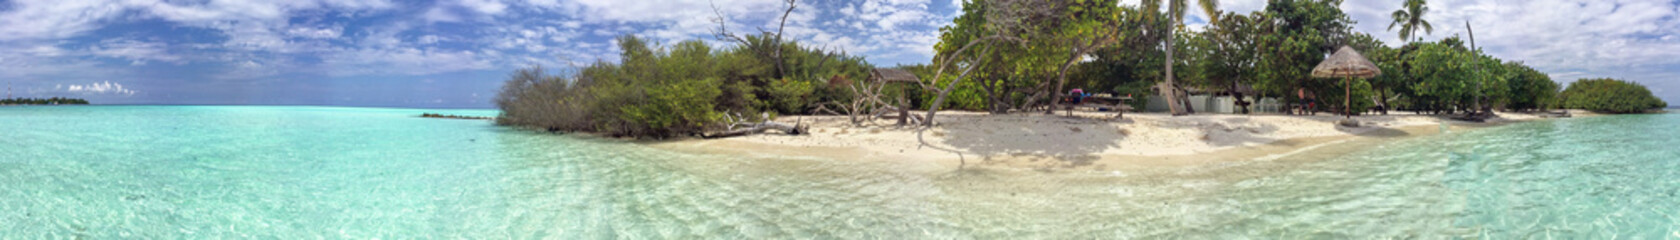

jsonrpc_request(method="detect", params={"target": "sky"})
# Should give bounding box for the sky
[0,0,1675,108]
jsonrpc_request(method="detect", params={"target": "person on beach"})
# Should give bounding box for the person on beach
[1297,88,1316,115]
[1070,88,1086,105]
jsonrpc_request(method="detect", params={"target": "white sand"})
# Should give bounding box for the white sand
[660,110,1549,170]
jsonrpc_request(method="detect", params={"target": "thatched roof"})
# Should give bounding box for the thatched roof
[1311,46,1381,78]
[870,68,920,83]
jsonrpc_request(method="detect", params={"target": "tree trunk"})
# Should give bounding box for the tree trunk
[1049,46,1088,115]
[919,35,1014,127]
[1229,81,1248,114]
[1164,15,1183,116]
[1179,86,1196,114]
[704,121,803,138]
[980,77,999,113]
[926,58,983,127]
[1377,90,1387,115]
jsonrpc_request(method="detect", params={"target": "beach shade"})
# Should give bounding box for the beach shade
[870,68,921,84]
[1311,46,1381,78]
[869,68,921,125]
[1311,46,1381,125]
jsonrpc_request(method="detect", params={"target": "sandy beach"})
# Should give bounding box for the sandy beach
[659,110,1555,171]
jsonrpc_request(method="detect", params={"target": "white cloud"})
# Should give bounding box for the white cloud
[287,26,344,39]
[89,39,184,65]
[422,6,464,23]
[459,0,510,15]
[0,0,129,41]
[64,81,136,95]
[321,47,495,76]
[547,0,950,65]
[418,35,443,44]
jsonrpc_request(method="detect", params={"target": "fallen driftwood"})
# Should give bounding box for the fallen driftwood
[1449,111,1497,122]
[420,113,494,120]
[702,112,806,139]
[1536,110,1572,118]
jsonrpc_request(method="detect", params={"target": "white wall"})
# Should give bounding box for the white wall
[1143,95,1283,114]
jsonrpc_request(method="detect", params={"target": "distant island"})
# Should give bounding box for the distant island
[0,97,89,105]
[420,113,493,120]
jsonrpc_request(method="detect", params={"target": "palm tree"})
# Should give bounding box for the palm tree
[1388,0,1433,43]
[1146,0,1220,115]
[1384,0,1431,115]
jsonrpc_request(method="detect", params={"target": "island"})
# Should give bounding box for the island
[484,0,1666,172]
[0,97,89,105]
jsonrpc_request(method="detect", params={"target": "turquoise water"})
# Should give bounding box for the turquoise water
[2,106,1677,238]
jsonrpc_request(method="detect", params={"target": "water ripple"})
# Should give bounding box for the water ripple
[2,106,1677,238]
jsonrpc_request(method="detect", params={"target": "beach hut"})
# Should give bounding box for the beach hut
[869,68,921,126]
[1311,45,1381,126]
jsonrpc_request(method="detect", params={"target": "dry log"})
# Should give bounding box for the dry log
[703,112,806,138]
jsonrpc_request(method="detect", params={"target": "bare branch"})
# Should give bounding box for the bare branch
[771,0,797,78]
[709,0,750,45]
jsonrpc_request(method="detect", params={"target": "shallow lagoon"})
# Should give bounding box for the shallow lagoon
[2,106,1676,238]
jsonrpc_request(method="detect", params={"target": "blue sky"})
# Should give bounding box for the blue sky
[0,0,1676,108]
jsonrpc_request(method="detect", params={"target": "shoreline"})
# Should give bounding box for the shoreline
[654,110,1565,172]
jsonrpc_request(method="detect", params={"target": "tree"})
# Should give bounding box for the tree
[1405,37,1473,114]
[1070,10,1168,112]
[1251,0,1355,113]
[711,0,799,79]
[1500,61,1558,111]
[1558,78,1667,113]
[1045,0,1130,116]
[1383,0,1434,115]
[923,0,1084,126]
[1387,0,1434,43]
[1143,0,1221,115]
[1193,12,1259,113]
[493,34,871,138]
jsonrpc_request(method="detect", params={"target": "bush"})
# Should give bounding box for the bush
[615,78,723,137]
[494,34,871,138]
[493,67,584,129]
[764,78,815,114]
[1558,78,1667,113]
[1317,78,1375,115]
[1501,62,1559,111]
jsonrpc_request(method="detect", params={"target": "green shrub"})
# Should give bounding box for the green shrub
[493,34,871,138]
[764,78,815,114]
[1317,78,1375,115]
[1501,62,1559,111]
[493,67,584,129]
[616,78,723,137]
[1558,78,1667,113]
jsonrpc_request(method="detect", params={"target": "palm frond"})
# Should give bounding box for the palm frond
[1198,0,1220,23]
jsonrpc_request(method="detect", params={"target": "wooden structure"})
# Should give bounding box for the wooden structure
[1063,93,1133,119]
[1311,45,1381,127]
[869,68,920,126]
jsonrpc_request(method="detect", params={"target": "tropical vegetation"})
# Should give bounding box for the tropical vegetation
[493,35,871,138]
[492,0,1666,138]
[1557,78,1667,113]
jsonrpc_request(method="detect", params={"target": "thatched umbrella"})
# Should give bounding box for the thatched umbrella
[1311,45,1381,123]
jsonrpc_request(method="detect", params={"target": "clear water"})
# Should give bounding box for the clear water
[2,106,1677,238]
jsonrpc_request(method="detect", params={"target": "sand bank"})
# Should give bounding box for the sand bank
[656,110,1552,172]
